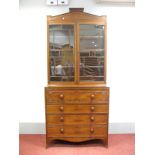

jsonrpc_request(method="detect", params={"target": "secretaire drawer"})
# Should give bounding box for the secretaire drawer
[47,125,108,137]
[47,114,108,125]
[46,104,108,114]
[46,90,109,103]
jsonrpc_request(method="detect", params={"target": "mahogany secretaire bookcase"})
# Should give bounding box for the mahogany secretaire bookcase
[45,8,109,147]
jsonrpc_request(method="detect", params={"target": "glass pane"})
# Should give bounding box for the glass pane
[80,24,104,81]
[49,25,74,82]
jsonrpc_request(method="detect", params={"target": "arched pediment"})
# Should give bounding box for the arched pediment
[47,8,106,24]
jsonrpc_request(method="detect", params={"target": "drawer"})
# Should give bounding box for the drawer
[46,104,108,114]
[47,125,107,137]
[46,90,109,103]
[47,114,108,125]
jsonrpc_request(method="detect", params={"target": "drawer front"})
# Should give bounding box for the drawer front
[46,104,108,114]
[46,90,109,103]
[47,125,107,137]
[47,114,108,125]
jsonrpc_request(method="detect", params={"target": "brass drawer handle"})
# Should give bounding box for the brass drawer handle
[60,116,64,122]
[90,116,95,122]
[90,94,95,99]
[59,106,64,111]
[60,128,64,133]
[90,128,94,133]
[59,94,64,99]
[90,106,95,112]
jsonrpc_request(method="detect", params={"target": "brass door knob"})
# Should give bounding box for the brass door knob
[59,94,64,99]
[90,94,95,99]
[90,116,95,121]
[90,128,94,133]
[60,128,64,133]
[90,106,95,112]
[59,106,64,111]
[60,116,64,122]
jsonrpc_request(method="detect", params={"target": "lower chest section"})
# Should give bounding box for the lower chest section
[45,87,109,140]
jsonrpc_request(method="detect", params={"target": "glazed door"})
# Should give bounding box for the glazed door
[79,24,105,82]
[48,24,75,82]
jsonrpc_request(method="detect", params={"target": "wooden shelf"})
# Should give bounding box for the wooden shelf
[81,66,104,68]
[80,49,104,53]
[80,36,103,39]
[80,56,104,58]
[80,76,104,77]
[50,36,73,37]
[50,76,74,77]
[50,49,73,52]
[49,29,74,31]
[51,56,74,58]
[51,66,74,68]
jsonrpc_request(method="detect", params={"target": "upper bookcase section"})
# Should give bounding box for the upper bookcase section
[47,8,107,85]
